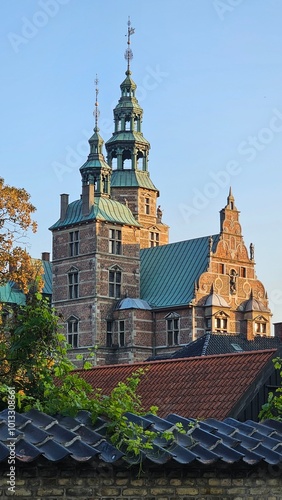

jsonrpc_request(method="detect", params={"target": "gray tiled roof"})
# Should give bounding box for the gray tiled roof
[1,408,282,466]
[168,334,282,359]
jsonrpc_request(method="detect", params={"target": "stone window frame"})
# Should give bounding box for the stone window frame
[106,320,113,347]
[109,265,122,299]
[118,320,125,347]
[67,315,79,348]
[165,312,180,346]
[68,266,79,300]
[145,196,150,215]
[69,230,79,257]
[109,228,122,255]
[150,231,160,247]
[254,315,267,334]
[214,311,228,333]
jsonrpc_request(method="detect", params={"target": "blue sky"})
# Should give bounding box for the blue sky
[1,0,282,325]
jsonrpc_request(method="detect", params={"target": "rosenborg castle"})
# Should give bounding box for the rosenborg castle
[44,25,275,366]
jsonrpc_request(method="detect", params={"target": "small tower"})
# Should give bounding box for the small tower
[106,19,169,248]
[80,77,112,215]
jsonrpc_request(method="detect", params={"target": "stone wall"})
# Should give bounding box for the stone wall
[1,458,282,499]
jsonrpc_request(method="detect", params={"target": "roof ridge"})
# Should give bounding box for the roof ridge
[140,233,220,253]
[73,349,277,373]
[201,333,211,356]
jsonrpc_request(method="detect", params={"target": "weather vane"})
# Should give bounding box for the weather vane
[124,17,135,72]
[94,74,100,131]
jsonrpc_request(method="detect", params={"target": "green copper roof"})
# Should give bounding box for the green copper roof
[80,158,110,172]
[0,260,52,305]
[140,234,220,308]
[114,99,142,111]
[120,74,137,90]
[49,197,139,230]
[0,282,26,305]
[106,131,150,146]
[42,260,52,296]
[111,170,158,191]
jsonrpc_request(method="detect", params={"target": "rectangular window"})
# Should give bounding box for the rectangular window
[67,318,78,348]
[106,321,113,347]
[205,317,211,330]
[240,267,246,278]
[109,229,122,255]
[145,197,150,215]
[68,271,79,299]
[255,321,266,333]
[109,270,121,298]
[219,263,225,274]
[150,232,160,247]
[69,230,79,257]
[215,316,228,333]
[167,318,179,346]
[118,320,125,347]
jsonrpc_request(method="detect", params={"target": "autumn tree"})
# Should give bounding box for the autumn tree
[0,177,43,293]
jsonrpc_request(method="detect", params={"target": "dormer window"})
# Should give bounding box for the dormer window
[254,316,267,334]
[214,311,228,333]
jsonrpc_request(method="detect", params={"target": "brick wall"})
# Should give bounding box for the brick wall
[1,458,282,499]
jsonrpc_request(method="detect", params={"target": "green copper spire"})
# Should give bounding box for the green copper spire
[105,20,151,175]
[80,76,111,197]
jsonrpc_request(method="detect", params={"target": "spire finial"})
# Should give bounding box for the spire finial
[94,74,100,132]
[124,16,135,74]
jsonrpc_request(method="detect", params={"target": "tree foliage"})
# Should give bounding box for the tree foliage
[0,177,42,293]
[0,294,162,460]
[259,357,282,421]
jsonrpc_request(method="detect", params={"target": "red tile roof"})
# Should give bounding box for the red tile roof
[74,350,277,420]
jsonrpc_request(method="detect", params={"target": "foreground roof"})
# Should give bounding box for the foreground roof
[140,235,220,308]
[1,408,282,467]
[75,350,277,420]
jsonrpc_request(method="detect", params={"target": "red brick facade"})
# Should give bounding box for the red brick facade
[50,72,272,366]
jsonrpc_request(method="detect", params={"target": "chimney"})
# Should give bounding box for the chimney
[82,183,94,216]
[41,252,50,262]
[60,194,69,220]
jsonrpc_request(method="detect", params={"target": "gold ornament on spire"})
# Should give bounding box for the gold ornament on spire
[94,74,100,131]
[124,17,135,73]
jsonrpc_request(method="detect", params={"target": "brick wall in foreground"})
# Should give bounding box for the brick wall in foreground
[1,458,282,499]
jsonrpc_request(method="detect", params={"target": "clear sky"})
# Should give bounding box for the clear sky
[1,0,282,326]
